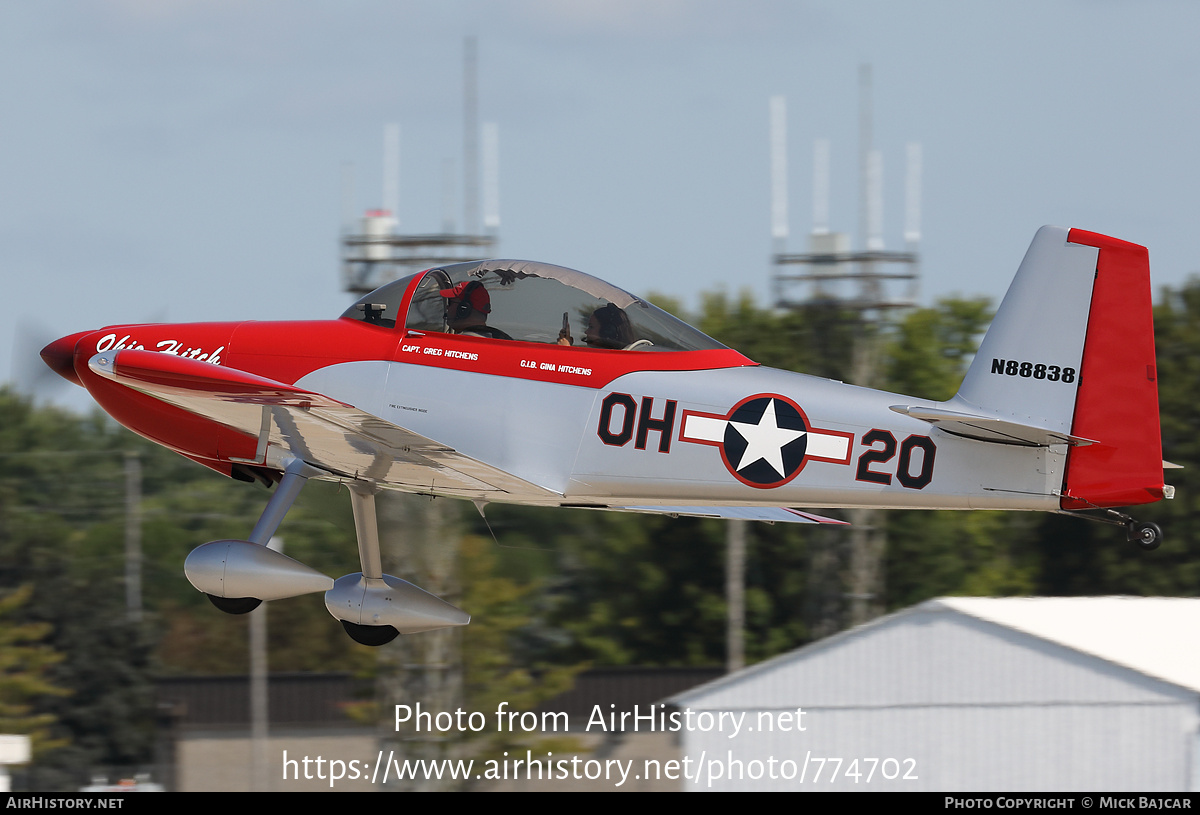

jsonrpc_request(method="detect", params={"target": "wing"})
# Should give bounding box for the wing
[87,349,560,500]
[601,505,848,525]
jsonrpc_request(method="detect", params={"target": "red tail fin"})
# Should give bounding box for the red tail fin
[1060,229,1163,509]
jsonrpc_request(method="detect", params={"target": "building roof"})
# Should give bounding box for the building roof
[929,596,1200,694]
[671,596,1200,707]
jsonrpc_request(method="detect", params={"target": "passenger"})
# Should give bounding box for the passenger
[582,303,637,349]
[439,281,512,340]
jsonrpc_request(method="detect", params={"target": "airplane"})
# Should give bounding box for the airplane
[39,225,1169,646]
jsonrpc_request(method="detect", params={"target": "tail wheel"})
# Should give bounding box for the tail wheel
[341,620,400,646]
[206,594,263,614]
[1129,521,1163,551]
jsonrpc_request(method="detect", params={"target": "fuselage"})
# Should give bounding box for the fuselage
[43,314,1062,514]
[37,234,1171,636]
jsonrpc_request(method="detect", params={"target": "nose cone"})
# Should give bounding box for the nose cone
[40,332,90,387]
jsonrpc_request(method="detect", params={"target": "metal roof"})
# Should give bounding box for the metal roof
[929,596,1200,694]
[672,596,1200,706]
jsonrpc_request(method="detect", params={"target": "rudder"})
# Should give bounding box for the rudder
[1059,229,1163,509]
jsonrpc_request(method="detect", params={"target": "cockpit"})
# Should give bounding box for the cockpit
[340,259,728,353]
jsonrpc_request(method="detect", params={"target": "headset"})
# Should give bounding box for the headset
[450,280,488,322]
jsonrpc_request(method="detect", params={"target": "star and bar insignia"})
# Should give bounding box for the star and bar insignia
[680,394,853,488]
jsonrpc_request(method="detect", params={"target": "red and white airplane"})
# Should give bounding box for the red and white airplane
[40,226,1169,645]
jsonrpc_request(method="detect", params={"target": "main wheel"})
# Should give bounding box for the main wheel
[1129,521,1163,551]
[341,620,400,646]
[206,594,262,614]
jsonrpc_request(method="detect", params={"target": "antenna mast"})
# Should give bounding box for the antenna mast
[482,122,500,233]
[770,74,918,313]
[340,37,497,295]
[770,95,789,252]
[383,123,400,231]
[463,35,479,236]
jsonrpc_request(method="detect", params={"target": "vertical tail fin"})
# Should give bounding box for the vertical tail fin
[953,226,1163,508]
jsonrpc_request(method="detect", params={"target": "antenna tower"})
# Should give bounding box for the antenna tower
[768,68,923,633]
[770,67,919,314]
[340,37,497,296]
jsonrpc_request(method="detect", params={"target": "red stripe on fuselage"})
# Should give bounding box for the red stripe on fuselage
[71,318,753,470]
[388,330,753,388]
[227,319,753,389]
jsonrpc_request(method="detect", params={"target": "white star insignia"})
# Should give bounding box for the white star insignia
[728,398,807,478]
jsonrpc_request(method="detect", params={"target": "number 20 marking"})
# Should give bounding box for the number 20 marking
[855,430,936,489]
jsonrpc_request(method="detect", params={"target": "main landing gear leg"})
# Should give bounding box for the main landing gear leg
[246,458,321,546]
[341,486,401,646]
[324,487,470,645]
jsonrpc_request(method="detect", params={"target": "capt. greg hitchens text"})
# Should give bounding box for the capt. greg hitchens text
[396,702,808,738]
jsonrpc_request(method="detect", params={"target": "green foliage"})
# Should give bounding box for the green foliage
[0,388,371,787]
[663,289,861,378]
[475,501,819,668]
[0,585,68,754]
[0,390,160,788]
[23,572,156,790]
[542,511,728,666]
[885,510,1038,609]
[884,297,992,400]
[459,533,580,759]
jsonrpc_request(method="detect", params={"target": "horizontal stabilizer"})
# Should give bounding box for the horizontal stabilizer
[889,405,1096,447]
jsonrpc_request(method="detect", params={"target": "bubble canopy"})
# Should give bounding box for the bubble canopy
[341,259,728,353]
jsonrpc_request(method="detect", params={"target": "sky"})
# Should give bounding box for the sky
[4,1,1200,406]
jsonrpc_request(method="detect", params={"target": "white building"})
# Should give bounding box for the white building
[670,597,1200,791]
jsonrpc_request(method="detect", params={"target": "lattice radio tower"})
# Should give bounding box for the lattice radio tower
[340,36,499,296]
[768,66,922,632]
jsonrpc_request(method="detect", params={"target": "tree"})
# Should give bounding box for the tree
[883,297,992,401]
[0,585,68,756]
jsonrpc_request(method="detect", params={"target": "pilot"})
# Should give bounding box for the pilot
[439,281,512,340]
